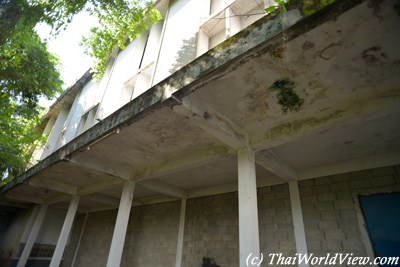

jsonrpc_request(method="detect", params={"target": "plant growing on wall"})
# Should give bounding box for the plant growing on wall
[81,1,161,79]
[269,78,304,114]
[265,0,336,17]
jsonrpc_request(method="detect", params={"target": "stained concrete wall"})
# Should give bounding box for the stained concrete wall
[258,184,296,258]
[0,206,67,267]
[0,208,31,266]
[25,207,66,245]
[66,201,181,267]
[65,209,117,267]
[121,201,180,267]
[299,165,400,261]
[182,192,239,266]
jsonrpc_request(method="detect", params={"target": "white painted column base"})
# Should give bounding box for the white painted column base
[289,181,310,267]
[238,148,260,267]
[106,181,135,267]
[17,204,48,267]
[175,199,187,267]
[50,195,80,267]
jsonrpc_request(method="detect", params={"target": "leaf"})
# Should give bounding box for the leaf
[265,6,278,14]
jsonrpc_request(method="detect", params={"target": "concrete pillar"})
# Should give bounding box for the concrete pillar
[71,213,89,267]
[289,181,309,267]
[238,148,260,267]
[175,199,187,267]
[50,196,80,267]
[197,30,209,56]
[106,181,135,267]
[17,204,48,267]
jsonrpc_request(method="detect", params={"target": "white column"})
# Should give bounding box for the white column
[17,204,48,267]
[71,213,89,267]
[197,30,209,56]
[50,196,80,267]
[238,148,260,267]
[175,199,187,267]
[106,181,135,267]
[289,181,309,267]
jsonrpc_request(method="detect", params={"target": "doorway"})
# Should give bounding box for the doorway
[359,193,400,265]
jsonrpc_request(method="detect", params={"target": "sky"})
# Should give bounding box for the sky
[35,11,99,107]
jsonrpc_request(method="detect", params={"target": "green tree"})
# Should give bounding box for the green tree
[1,0,63,181]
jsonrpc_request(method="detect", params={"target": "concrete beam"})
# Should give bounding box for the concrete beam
[132,146,233,181]
[85,193,120,207]
[0,196,29,208]
[29,178,77,195]
[64,157,131,180]
[139,180,188,199]
[299,151,400,180]
[173,97,248,149]
[78,179,124,196]
[45,179,123,204]
[6,192,44,204]
[256,150,298,181]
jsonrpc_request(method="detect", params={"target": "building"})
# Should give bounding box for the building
[1,0,400,266]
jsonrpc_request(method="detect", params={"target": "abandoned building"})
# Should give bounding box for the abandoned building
[1,0,399,266]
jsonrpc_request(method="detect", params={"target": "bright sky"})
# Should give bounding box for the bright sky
[35,11,99,107]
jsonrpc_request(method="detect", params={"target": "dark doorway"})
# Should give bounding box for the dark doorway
[359,193,400,265]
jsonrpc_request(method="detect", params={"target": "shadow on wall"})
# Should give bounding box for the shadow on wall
[169,33,198,74]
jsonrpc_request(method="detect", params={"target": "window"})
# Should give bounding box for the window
[120,61,154,106]
[76,104,99,136]
[197,0,269,55]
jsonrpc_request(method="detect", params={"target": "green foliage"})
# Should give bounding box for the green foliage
[264,0,287,16]
[265,0,336,17]
[1,0,63,180]
[297,0,335,16]
[81,1,161,79]
[0,100,45,183]
[269,78,304,114]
